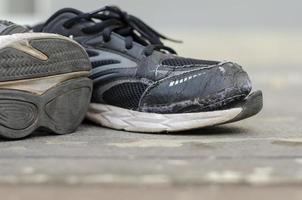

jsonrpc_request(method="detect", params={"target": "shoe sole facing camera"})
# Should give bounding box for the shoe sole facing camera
[0,33,92,139]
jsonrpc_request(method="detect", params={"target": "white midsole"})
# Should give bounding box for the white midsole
[0,71,89,95]
[86,104,243,133]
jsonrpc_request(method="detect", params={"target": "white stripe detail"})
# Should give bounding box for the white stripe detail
[169,72,205,87]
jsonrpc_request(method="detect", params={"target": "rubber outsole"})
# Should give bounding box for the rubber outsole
[222,90,263,124]
[0,33,92,139]
[0,77,92,139]
[86,91,263,133]
[0,33,91,82]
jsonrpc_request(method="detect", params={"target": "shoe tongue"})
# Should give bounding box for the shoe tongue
[36,8,95,37]
[0,20,28,35]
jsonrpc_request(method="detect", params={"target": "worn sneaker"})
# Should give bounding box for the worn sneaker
[32,6,263,133]
[0,21,92,139]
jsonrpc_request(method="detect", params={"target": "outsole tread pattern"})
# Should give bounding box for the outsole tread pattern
[0,77,92,139]
[0,37,91,81]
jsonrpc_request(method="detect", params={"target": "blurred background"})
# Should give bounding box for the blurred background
[0,0,301,68]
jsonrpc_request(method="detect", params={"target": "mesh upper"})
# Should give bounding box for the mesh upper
[103,82,149,109]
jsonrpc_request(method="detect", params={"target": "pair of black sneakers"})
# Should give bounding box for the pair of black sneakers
[0,6,263,139]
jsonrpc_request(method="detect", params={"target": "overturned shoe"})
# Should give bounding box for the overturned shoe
[0,21,92,139]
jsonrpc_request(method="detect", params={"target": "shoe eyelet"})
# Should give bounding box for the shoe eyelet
[63,24,71,29]
[144,52,151,57]
[103,38,111,43]
[126,45,133,50]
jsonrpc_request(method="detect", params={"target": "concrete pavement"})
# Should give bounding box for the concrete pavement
[0,54,301,199]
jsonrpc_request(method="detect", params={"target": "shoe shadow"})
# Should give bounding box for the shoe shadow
[155,125,247,136]
[0,123,247,142]
[0,129,57,142]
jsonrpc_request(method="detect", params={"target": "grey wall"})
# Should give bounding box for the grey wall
[0,0,300,67]
[2,0,302,30]
[50,0,302,30]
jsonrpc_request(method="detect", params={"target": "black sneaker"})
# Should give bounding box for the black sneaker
[0,21,92,139]
[32,6,263,133]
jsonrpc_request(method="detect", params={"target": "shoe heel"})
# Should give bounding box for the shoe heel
[0,77,92,139]
[43,77,92,134]
[0,95,39,139]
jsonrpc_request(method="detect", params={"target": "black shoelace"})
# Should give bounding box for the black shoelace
[63,6,181,56]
